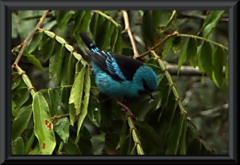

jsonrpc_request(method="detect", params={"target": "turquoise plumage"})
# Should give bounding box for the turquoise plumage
[79,32,158,100]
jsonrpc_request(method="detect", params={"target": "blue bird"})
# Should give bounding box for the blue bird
[79,32,158,116]
[80,32,158,99]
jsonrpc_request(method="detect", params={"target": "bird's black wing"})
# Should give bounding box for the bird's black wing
[111,53,143,81]
[85,50,123,81]
[80,32,143,81]
[87,51,143,81]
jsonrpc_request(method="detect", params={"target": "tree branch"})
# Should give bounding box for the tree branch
[137,31,179,59]
[121,10,139,59]
[12,10,51,68]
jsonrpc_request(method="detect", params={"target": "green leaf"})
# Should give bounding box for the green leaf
[51,44,65,85]
[99,95,113,128]
[105,21,115,50]
[13,88,30,108]
[68,104,76,126]
[114,28,123,54]
[12,105,32,141]
[12,100,17,117]
[172,36,182,52]
[202,10,225,37]
[27,31,43,53]
[69,66,86,115]
[66,53,76,85]
[163,10,177,30]
[198,41,213,78]
[12,75,22,90]
[47,89,61,117]
[212,47,226,87]
[29,145,41,155]
[33,92,56,154]
[179,118,187,154]
[158,10,176,29]
[142,10,154,46]
[111,27,120,52]
[87,97,101,127]
[56,11,72,29]
[105,132,120,153]
[72,10,91,35]
[54,117,70,143]
[165,114,185,154]
[186,38,197,68]
[152,10,163,29]
[162,37,174,58]
[80,10,91,33]
[90,12,99,39]
[120,134,131,155]
[63,139,81,155]
[135,121,164,154]
[24,52,44,71]
[75,67,91,143]
[42,20,57,31]
[71,11,85,35]
[94,18,109,49]
[91,134,105,155]
[78,126,93,155]
[41,37,56,62]
[197,45,204,72]
[12,137,25,155]
[17,11,37,40]
[178,39,188,70]
[199,11,224,34]
[25,132,35,154]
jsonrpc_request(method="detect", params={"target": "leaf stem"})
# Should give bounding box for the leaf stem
[94,10,121,28]
[14,64,36,97]
[127,117,144,155]
[151,50,187,115]
[178,33,228,50]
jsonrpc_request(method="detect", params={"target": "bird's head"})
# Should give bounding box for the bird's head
[133,65,158,99]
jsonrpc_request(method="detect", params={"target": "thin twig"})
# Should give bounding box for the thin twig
[137,31,179,59]
[116,100,137,120]
[52,114,70,122]
[121,10,139,59]
[179,33,228,50]
[12,10,51,68]
[138,30,228,59]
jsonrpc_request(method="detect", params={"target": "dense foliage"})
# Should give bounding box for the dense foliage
[11,10,228,155]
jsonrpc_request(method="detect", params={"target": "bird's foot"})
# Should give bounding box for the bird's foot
[116,100,137,120]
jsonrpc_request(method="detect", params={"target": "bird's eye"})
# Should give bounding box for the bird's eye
[142,79,153,92]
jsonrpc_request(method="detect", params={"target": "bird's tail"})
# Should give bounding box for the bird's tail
[79,32,99,52]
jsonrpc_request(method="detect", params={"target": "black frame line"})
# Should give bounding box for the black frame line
[0,0,238,164]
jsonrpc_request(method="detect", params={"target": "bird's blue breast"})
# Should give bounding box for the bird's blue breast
[92,62,140,98]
